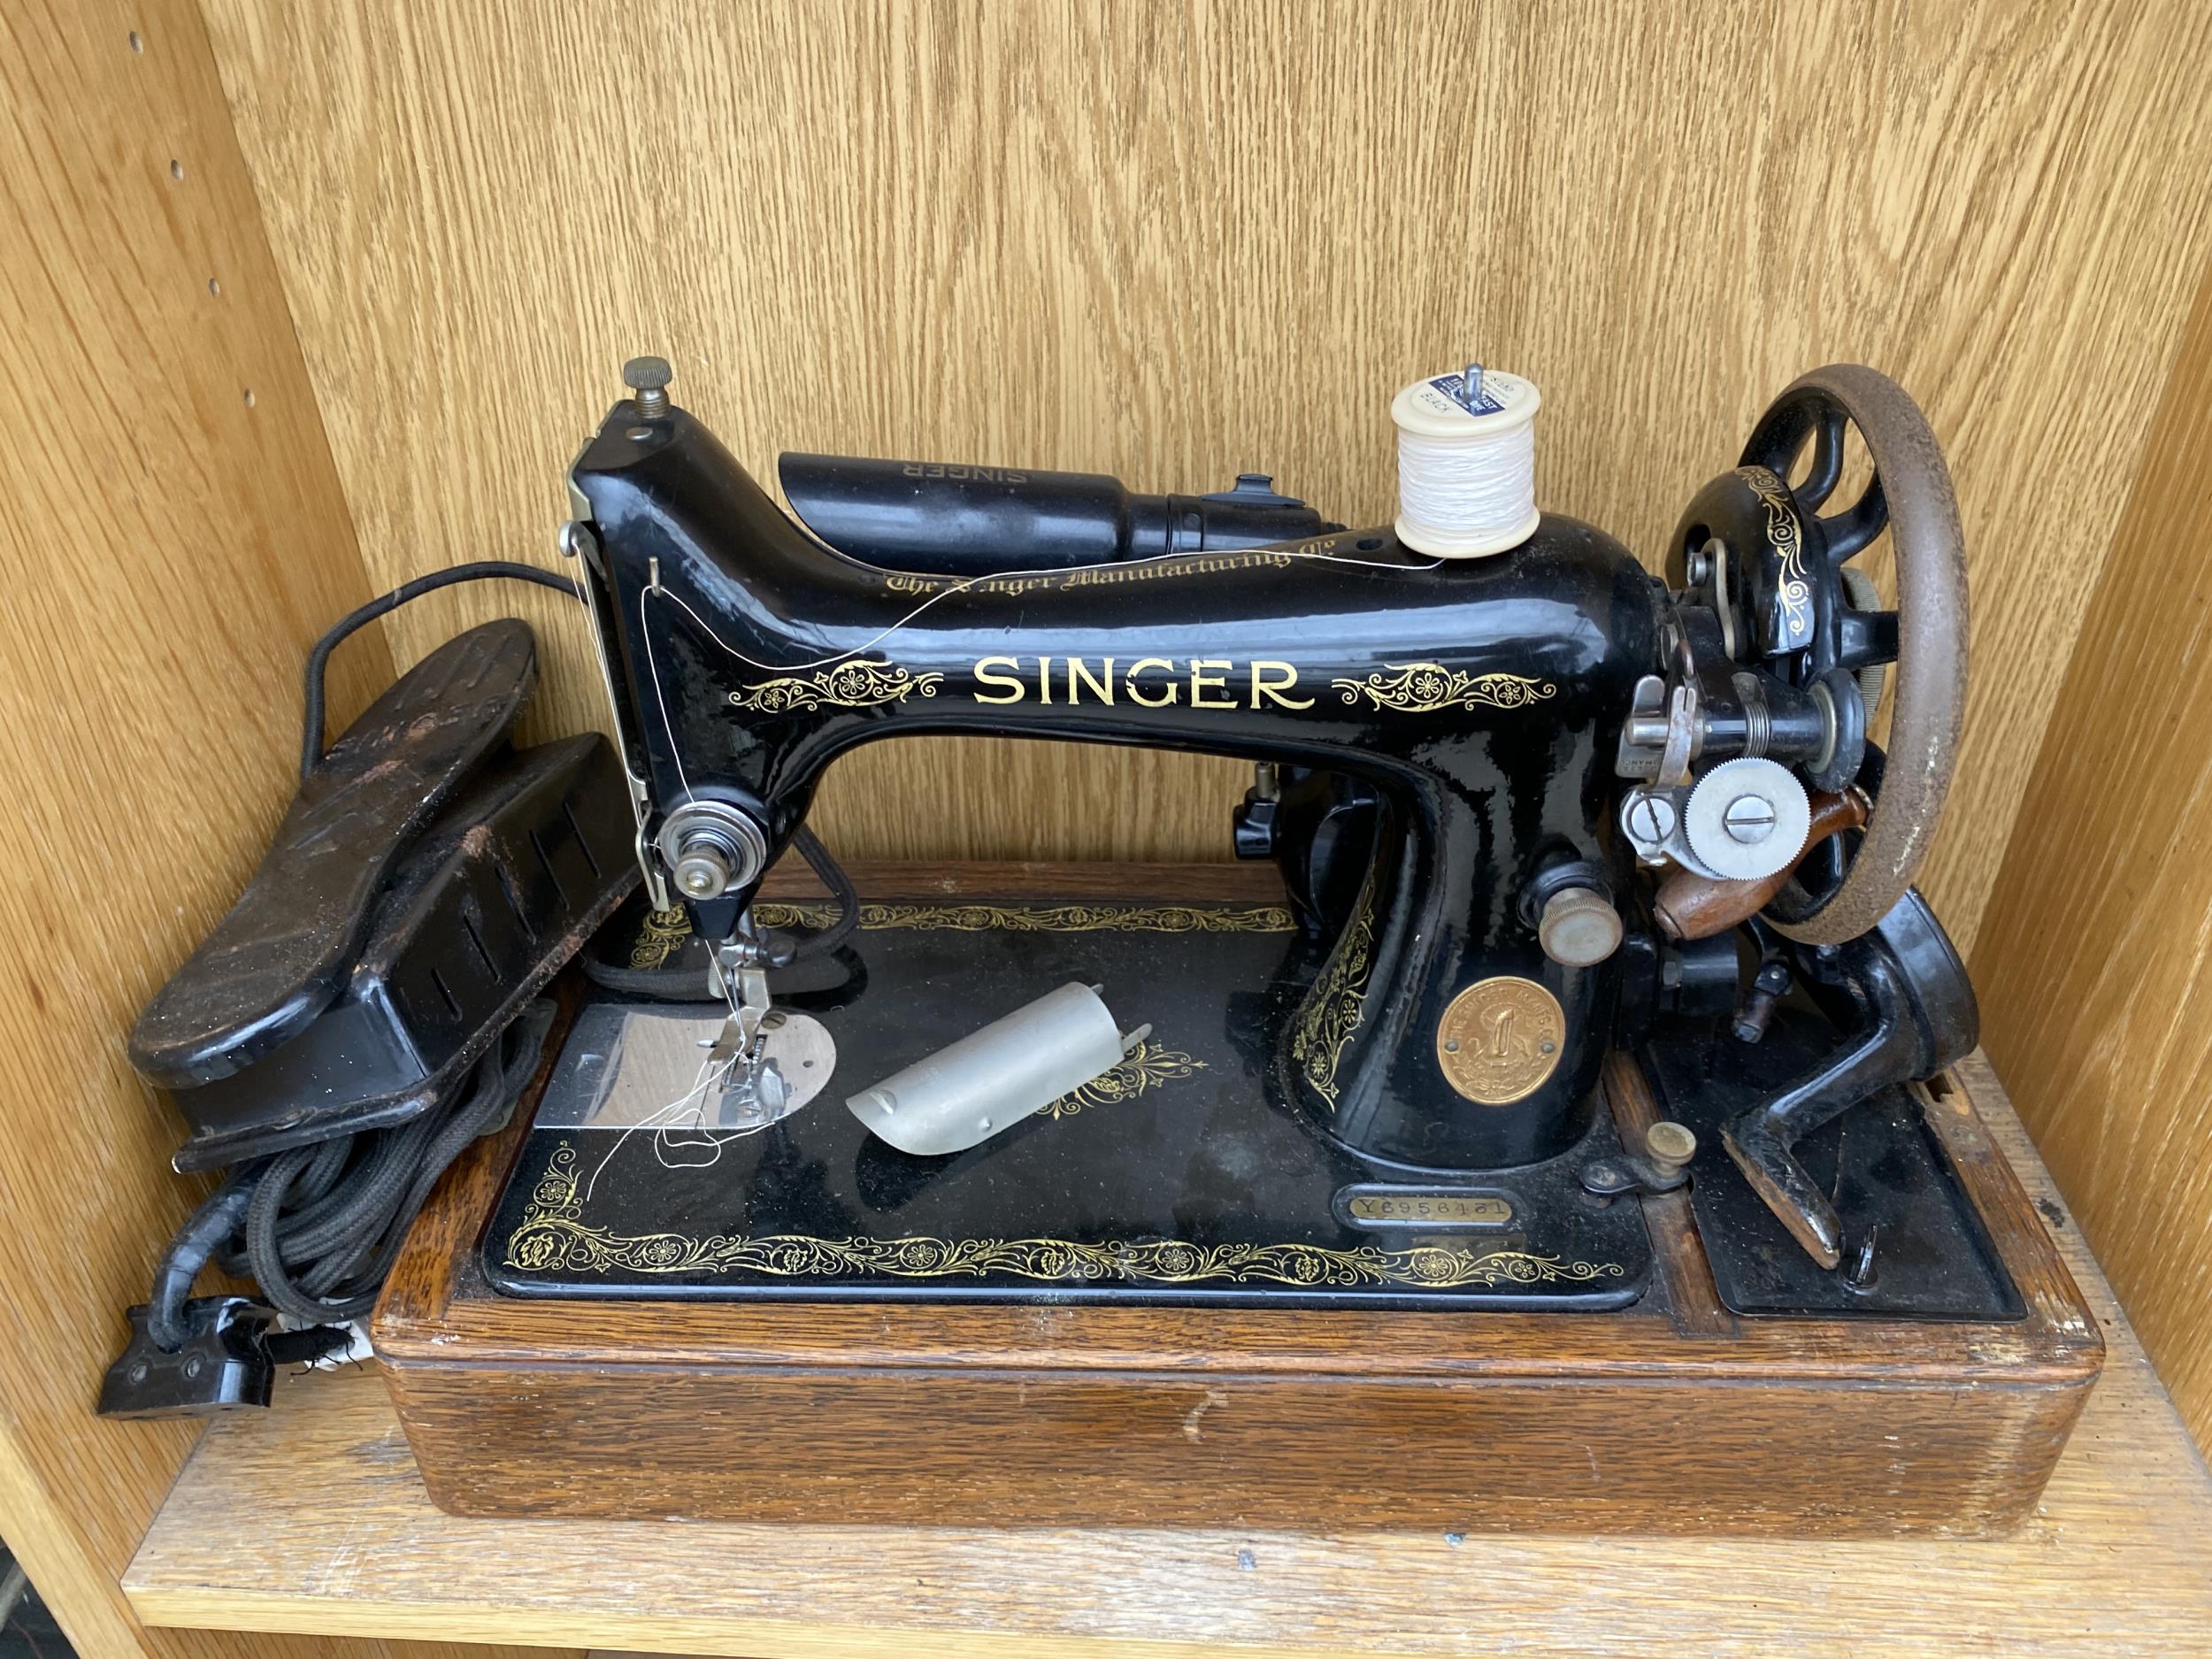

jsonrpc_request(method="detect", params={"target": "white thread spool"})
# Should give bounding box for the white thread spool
[1392,366,1542,557]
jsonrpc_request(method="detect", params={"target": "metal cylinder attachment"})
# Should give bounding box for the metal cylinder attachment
[848,983,1144,1156]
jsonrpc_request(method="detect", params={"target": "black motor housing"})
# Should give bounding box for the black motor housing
[780,452,1338,569]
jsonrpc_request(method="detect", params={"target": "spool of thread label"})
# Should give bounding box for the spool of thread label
[1425,372,1507,415]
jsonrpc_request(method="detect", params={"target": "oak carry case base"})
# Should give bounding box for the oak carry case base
[372,862,2101,1536]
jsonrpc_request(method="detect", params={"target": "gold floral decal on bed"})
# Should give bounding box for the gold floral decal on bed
[1035,1041,1206,1120]
[501,1144,1622,1288]
[628,908,693,970]
[1331,664,1555,714]
[728,661,942,713]
[624,902,1294,977]
[748,901,1296,934]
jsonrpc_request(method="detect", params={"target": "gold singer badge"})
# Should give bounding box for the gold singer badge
[1435,977,1564,1105]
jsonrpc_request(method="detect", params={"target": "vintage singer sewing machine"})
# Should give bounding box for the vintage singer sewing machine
[371,358,2098,1532]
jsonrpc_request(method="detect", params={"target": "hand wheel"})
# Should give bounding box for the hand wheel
[1732,365,1970,945]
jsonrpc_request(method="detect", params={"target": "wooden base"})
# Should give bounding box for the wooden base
[373,862,2101,1537]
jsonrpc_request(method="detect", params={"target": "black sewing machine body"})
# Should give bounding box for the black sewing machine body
[572,412,1658,1174]
[492,369,1999,1321]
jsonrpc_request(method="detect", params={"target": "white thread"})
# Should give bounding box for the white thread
[1392,367,1541,558]
[641,585,697,804]
[583,1047,772,1201]
[1397,421,1535,546]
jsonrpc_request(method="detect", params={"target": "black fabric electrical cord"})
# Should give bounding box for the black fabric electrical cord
[787,824,862,961]
[145,1002,556,1342]
[300,560,580,778]
[238,1001,556,1326]
[145,1171,258,1351]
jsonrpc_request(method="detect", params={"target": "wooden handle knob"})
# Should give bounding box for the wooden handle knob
[1652,789,1870,941]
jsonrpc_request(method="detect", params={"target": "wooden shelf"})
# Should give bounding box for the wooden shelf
[123,1060,2212,1659]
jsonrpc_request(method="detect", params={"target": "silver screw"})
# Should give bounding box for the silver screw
[624,355,673,420]
[1625,793,1678,846]
[1723,793,1778,844]
[1844,1226,1881,1293]
[1687,537,1724,587]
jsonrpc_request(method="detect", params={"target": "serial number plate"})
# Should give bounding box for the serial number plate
[1336,1187,1516,1231]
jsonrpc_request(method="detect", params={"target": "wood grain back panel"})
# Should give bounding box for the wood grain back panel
[0,4,574,1655]
[197,0,2212,953]
[1975,258,2212,1454]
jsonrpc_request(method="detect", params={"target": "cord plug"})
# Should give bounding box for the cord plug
[96,1297,348,1418]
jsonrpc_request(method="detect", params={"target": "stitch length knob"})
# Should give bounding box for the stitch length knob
[1684,758,1811,882]
[1538,887,1623,968]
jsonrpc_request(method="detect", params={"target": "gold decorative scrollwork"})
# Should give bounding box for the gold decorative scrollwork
[623,902,1294,972]
[628,907,692,971]
[1331,664,1556,714]
[727,661,942,713]
[1290,878,1374,1110]
[502,1143,1622,1289]
[1036,1041,1206,1120]
[748,902,1295,934]
[1735,465,1811,640]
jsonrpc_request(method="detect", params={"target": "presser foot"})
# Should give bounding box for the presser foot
[705,931,798,1130]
